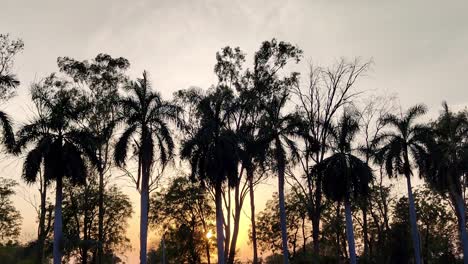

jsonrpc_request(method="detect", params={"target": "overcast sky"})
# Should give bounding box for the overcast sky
[1,0,467,262]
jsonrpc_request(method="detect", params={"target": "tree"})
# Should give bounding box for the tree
[114,71,179,264]
[61,176,133,263]
[422,102,468,263]
[257,91,305,264]
[374,104,431,264]
[0,33,24,101]
[0,34,23,153]
[0,177,22,245]
[149,176,215,264]
[311,113,373,264]
[291,58,372,255]
[180,85,239,264]
[239,39,302,264]
[390,187,458,263]
[15,74,95,264]
[57,54,130,264]
[255,190,310,261]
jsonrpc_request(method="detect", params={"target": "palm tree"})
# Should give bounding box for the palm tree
[114,71,179,264]
[256,91,304,264]
[311,113,373,264]
[15,77,95,264]
[421,102,468,263]
[180,86,239,264]
[374,104,430,264]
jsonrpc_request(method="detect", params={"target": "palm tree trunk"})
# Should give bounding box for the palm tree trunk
[37,177,47,264]
[53,176,63,264]
[454,192,468,264]
[406,175,422,264]
[140,167,149,264]
[248,170,259,264]
[278,166,290,264]
[344,198,357,264]
[215,182,225,264]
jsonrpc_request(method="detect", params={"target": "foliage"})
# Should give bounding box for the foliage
[149,176,216,264]
[61,177,133,262]
[254,191,310,259]
[0,177,22,245]
[0,34,24,101]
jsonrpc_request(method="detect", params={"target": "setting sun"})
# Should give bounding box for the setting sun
[206,230,213,239]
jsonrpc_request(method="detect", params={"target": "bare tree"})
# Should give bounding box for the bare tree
[291,58,372,255]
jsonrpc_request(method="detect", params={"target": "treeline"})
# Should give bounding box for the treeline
[0,33,467,264]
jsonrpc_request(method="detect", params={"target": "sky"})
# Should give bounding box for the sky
[1,0,468,262]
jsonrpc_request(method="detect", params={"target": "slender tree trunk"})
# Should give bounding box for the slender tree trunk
[224,191,231,263]
[205,239,211,264]
[161,234,166,264]
[406,175,422,264]
[312,175,322,256]
[215,182,225,264]
[53,176,63,264]
[362,205,368,256]
[140,167,149,264]
[454,192,468,264]
[228,184,241,264]
[302,216,306,254]
[344,198,357,264]
[336,202,341,263]
[37,179,47,264]
[248,170,259,264]
[278,166,289,264]
[97,165,104,264]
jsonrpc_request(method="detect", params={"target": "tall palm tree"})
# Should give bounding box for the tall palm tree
[114,71,179,264]
[180,86,239,264]
[256,91,304,264]
[374,104,430,264]
[15,77,95,264]
[422,102,468,263]
[312,113,373,264]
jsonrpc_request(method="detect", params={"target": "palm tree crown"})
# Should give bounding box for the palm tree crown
[316,112,373,202]
[16,75,94,185]
[375,104,431,178]
[114,71,179,174]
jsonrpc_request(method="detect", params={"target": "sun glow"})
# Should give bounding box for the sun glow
[206,230,213,239]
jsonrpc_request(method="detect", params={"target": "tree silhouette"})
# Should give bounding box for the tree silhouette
[149,176,215,264]
[180,86,239,264]
[421,102,468,263]
[57,53,130,264]
[311,113,373,264]
[114,71,179,264]
[257,91,304,264]
[61,177,133,263]
[15,74,96,264]
[0,177,22,245]
[374,104,431,264]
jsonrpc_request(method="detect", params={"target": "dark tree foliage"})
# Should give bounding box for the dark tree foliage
[0,34,24,101]
[114,71,180,264]
[57,53,130,264]
[61,177,132,264]
[15,74,96,264]
[149,176,215,264]
[0,177,22,245]
[255,190,310,260]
